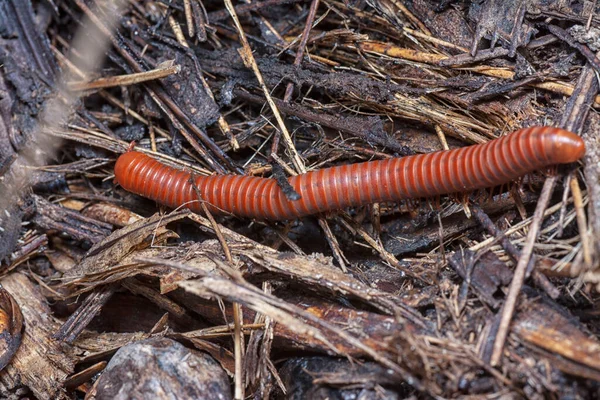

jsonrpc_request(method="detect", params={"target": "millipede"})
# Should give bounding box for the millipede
[114,126,585,221]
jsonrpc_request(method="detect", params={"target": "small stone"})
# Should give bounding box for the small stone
[93,337,231,400]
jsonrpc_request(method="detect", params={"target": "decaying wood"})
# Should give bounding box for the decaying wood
[31,195,113,245]
[0,273,74,399]
[0,287,23,372]
[1,0,600,398]
[278,356,401,398]
[54,284,119,343]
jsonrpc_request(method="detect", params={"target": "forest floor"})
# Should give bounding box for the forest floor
[0,0,600,398]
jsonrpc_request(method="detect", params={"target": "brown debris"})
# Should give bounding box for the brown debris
[278,356,403,398]
[31,195,112,245]
[513,293,600,381]
[174,287,423,358]
[81,203,144,227]
[0,273,74,399]
[62,211,187,281]
[1,0,600,398]
[54,284,119,344]
[67,61,181,92]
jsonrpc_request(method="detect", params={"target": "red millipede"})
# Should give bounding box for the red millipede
[114,126,585,221]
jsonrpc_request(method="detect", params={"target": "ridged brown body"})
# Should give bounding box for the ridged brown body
[114,126,585,221]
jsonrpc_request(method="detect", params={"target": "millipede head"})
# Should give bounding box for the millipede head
[545,128,585,164]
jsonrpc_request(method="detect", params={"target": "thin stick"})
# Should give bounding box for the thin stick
[149,123,157,152]
[435,125,450,150]
[232,303,245,400]
[403,26,468,52]
[317,218,348,272]
[67,63,180,91]
[169,15,189,47]
[570,176,593,268]
[183,0,194,38]
[490,176,556,366]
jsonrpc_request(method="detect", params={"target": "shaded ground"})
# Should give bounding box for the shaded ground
[0,0,599,398]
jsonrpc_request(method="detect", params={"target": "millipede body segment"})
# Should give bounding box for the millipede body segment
[114,126,585,221]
